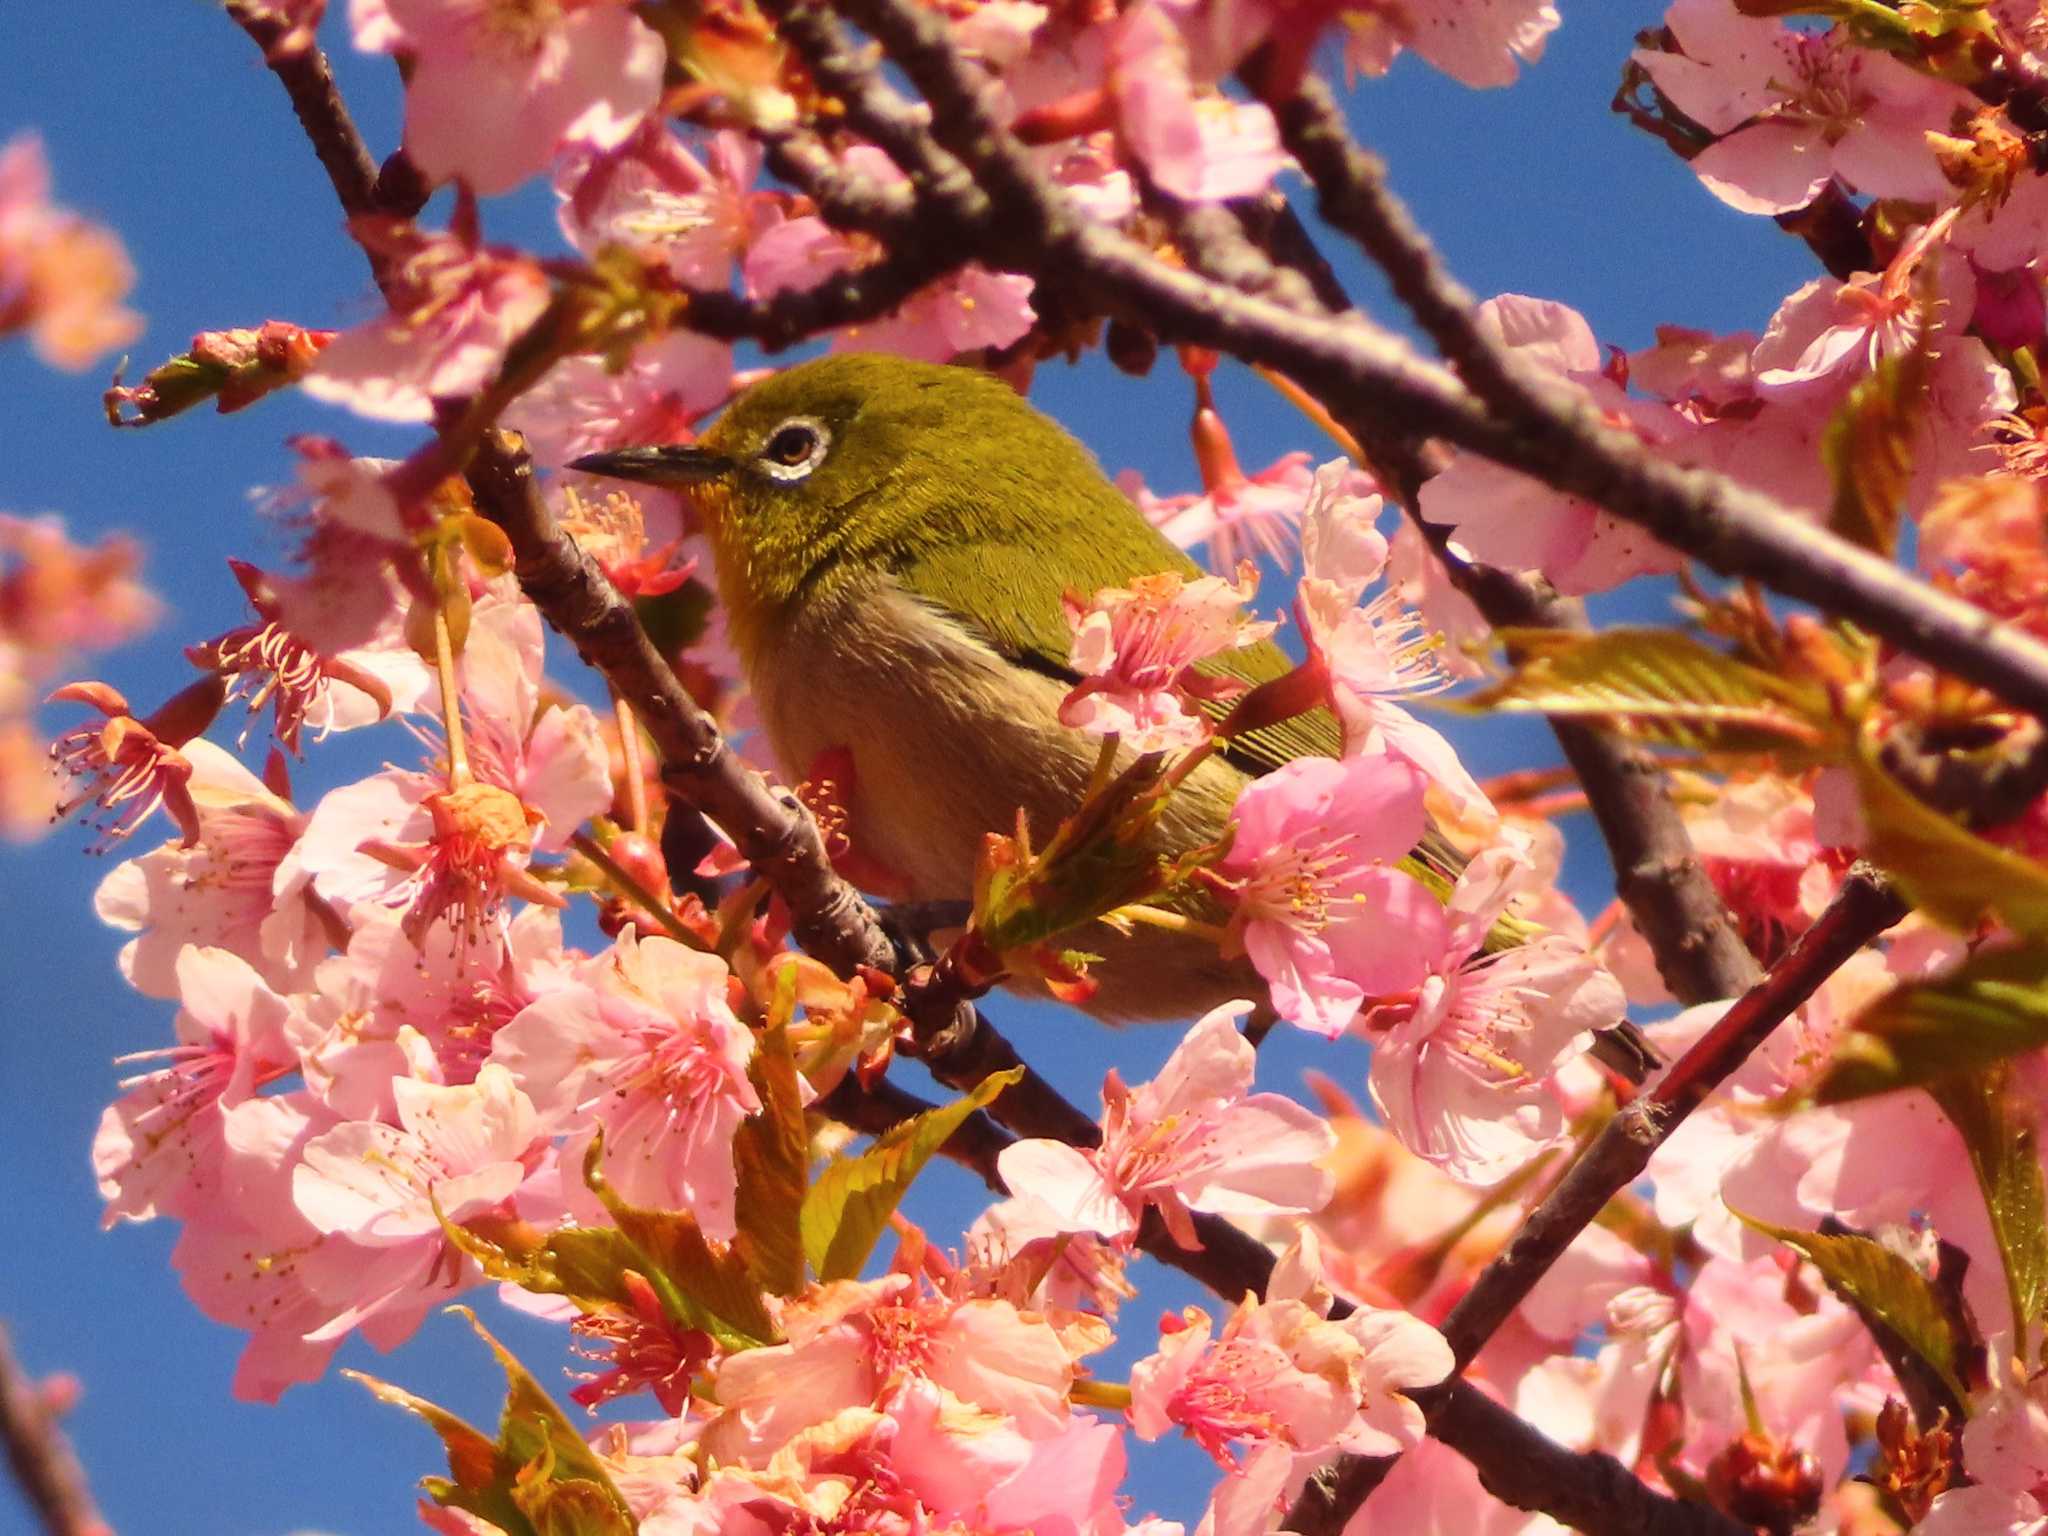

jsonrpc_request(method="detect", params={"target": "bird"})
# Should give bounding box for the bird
[571,351,1461,1023]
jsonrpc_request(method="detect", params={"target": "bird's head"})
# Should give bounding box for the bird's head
[571,352,1086,651]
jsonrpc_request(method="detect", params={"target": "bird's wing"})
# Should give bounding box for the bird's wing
[897,523,1466,892]
[894,533,1344,776]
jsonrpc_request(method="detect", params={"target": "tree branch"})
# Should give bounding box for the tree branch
[800,0,2048,738]
[1440,549,1766,1005]
[464,433,1105,1154]
[214,14,1948,1535]
[223,2,380,222]
[1439,866,1905,1364]
[662,246,966,349]
[1283,868,1905,1528]
[1230,187,1764,1009]
[822,1045,1745,1536]
[0,1327,106,1536]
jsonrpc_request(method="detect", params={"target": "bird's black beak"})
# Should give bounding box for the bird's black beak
[567,444,735,485]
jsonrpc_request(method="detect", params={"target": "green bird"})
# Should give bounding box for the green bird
[573,352,1458,1022]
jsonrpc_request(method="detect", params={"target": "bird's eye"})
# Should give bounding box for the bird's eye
[756,417,830,482]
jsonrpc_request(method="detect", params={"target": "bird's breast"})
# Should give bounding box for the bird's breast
[747,575,1089,900]
[742,573,1257,1022]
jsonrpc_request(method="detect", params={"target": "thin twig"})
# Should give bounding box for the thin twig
[1283,868,1906,1528]
[223,2,379,219]
[1441,867,1904,1364]
[1236,183,1764,1009]
[0,1326,107,1536]
[1440,547,1766,1005]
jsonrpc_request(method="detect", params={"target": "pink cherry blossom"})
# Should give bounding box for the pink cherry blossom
[505,330,735,469]
[1921,1376,2048,1536]
[677,1389,1131,1535]
[1642,953,2001,1338]
[1130,1298,1356,1465]
[1750,221,1972,397]
[1264,1230,1457,1457]
[1668,1253,1884,1491]
[1343,0,1560,90]
[1365,841,1623,1185]
[832,264,1040,363]
[0,514,158,660]
[1599,773,1847,1002]
[1635,0,1977,215]
[1059,564,1277,752]
[1295,463,1492,823]
[742,211,860,299]
[48,677,221,853]
[703,1275,1075,1461]
[1353,1433,1556,1535]
[188,558,423,752]
[1129,452,1319,572]
[1383,517,1489,682]
[1418,296,1685,594]
[285,592,610,939]
[0,131,143,370]
[995,1003,1336,1249]
[170,1093,350,1401]
[92,739,325,1000]
[556,126,771,286]
[1110,2,1286,202]
[745,209,1038,362]
[737,147,1038,361]
[94,946,299,1225]
[285,438,416,546]
[1744,233,2018,497]
[293,903,566,1116]
[351,0,665,197]
[967,1195,1137,1319]
[1217,753,1439,1035]
[490,931,758,1235]
[291,1062,546,1342]
[300,221,552,424]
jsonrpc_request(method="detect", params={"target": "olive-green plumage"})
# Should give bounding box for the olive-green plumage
[574,353,1422,1021]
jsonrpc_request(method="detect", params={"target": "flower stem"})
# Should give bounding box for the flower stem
[1088,733,1121,798]
[614,690,649,831]
[1107,902,1229,944]
[433,604,471,787]
[570,830,709,951]
[1069,1378,1134,1412]
[1163,737,1218,791]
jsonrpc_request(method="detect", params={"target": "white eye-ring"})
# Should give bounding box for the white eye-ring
[755,416,832,482]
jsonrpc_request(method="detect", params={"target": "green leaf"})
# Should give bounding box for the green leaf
[1458,629,1843,760]
[1813,942,2048,1102]
[1732,1211,1968,1404]
[1854,738,2048,938]
[584,1143,780,1348]
[441,1141,777,1351]
[1823,344,1926,558]
[350,1308,636,1536]
[730,1009,810,1297]
[1931,1066,2048,1340]
[802,1068,1024,1282]
[1731,0,1993,75]
[974,752,1180,956]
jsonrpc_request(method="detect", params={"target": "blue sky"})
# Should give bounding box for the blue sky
[0,5,1818,1533]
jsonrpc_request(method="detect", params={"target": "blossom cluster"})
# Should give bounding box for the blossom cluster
[0,132,141,372]
[34,0,2048,1532]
